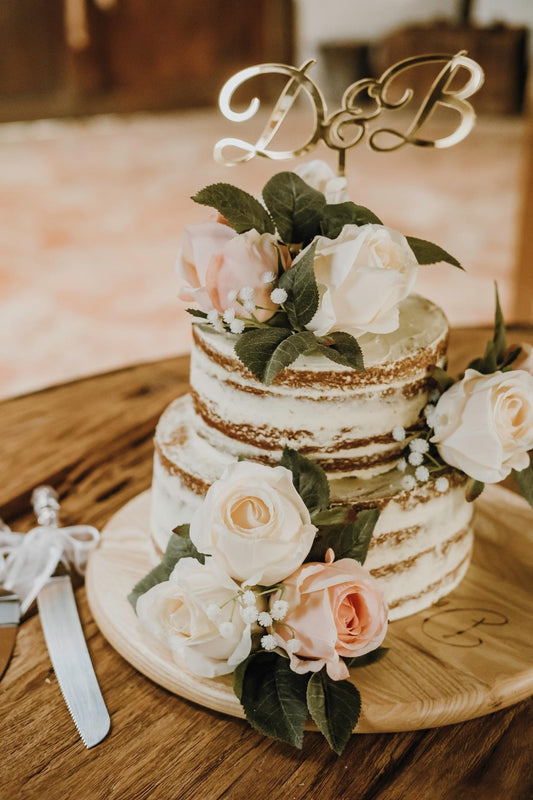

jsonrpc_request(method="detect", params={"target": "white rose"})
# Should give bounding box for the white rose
[431,369,533,483]
[189,461,317,585]
[136,557,252,678]
[298,224,418,338]
[293,159,349,204]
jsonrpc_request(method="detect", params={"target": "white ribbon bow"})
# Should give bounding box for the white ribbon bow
[0,523,100,615]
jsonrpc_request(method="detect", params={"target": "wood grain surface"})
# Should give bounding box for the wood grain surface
[1,326,533,800]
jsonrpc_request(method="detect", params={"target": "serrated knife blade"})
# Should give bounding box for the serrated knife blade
[37,576,110,747]
[33,486,110,748]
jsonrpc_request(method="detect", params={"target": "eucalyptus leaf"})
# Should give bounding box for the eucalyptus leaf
[278,242,319,329]
[128,530,204,611]
[234,327,291,382]
[239,652,309,748]
[344,647,389,669]
[306,671,361,755]
[406,236,463,269]
[465,479,485,502]
[262,172,326,245]
[280,447,330,514]
[316,332,365,371]
[320,202,382,238]
[306,507,380,564]
[513,462,533,508]
[192,183,274,235]
[186,308,208,319]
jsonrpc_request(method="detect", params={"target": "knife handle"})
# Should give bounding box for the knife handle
[31,486,60,528]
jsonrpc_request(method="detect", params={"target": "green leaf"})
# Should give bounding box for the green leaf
[468,340,498,375]
[493,283,506,362]
[316,332,365,371]
[239,652,309,748]
[344,647,389,669]
[306,671,361,755]
[128,530,205,611]
[406,236,463,269]
[513,461,533,508]
[467,283,508,374]
[233,654,251,702]
[172,523,190,537]
[465,479,485,502]
[192,183,275,235]
[320,202,382,238]
[263,331,318,385]
[307,508,380,565]
[186,308,208,319]
[311,506,351,526]
[501,346,522,372]
[431,366,455,393]
[234,327,291,382]
[262,172,326,245]
[278,242,319,329]
[280,447,330,513]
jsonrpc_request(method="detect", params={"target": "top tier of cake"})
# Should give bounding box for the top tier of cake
[189,293,448,479]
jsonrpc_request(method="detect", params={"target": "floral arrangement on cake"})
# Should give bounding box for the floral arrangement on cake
[179,160,461,384]
[130,449,387,754]
[178,159,533,507]
[391,287,533,508]
[131,160,533,755]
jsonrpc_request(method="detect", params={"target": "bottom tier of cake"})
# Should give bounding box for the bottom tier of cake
[150,395,474,621]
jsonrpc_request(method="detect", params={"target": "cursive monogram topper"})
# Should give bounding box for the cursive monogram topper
[214,51,485,175]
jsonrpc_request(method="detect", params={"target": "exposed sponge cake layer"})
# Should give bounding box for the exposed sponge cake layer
[190,294,448,479]
[151,394,473,621]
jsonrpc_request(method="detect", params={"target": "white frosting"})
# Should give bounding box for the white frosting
[190,294,448,478]
[149,291,474,621]
[151,394,474,620]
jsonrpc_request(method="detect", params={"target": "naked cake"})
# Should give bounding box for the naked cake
[145,159,489,621]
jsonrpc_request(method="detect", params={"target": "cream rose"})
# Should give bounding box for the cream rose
[136,557,252,678]
[431,368,533,483]
[273,554,388,680]
[189,461,317,586]
[177,222,279,321]
[297,224,418,338]
[293,159,349,204]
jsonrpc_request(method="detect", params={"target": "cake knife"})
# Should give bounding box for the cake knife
[0,519,21,681]
[33,486,110,748]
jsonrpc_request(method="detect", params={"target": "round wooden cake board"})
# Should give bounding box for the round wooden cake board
[86,485,533,734]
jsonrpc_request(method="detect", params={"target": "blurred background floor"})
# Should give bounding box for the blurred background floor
[0,108,526,399]
[2,0,533,399]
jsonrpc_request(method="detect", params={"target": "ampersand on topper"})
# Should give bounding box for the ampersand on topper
[214,51,485,176]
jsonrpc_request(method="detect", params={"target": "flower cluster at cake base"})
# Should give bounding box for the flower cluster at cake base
[396,286,533,509]
[129,449,387,754]
[179,160,462,385]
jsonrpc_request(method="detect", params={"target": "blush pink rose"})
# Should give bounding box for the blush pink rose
[177,221,280,321]
[272,554,388,680]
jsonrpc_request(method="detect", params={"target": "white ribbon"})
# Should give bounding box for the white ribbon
[0,524,100,615]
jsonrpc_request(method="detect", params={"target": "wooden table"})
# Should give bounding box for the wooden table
[2,326,533,800]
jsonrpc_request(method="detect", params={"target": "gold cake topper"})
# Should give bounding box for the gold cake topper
[214,52,485,176]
